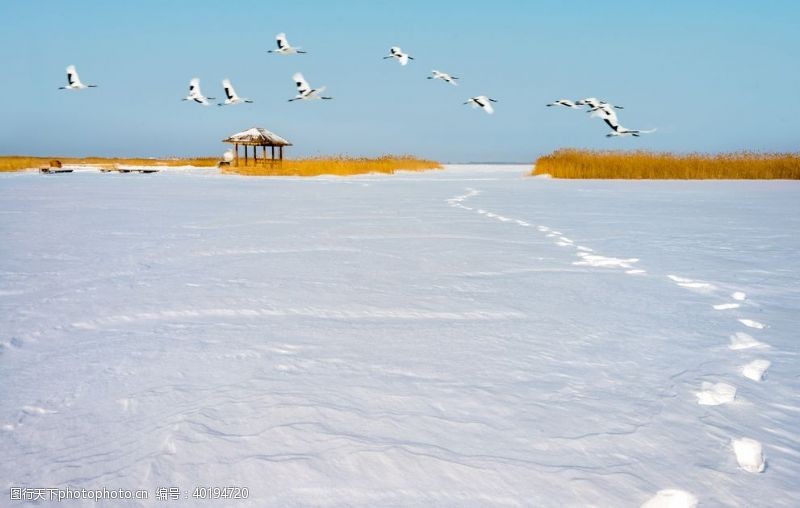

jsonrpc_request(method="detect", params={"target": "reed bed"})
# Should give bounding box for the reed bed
[223,156,441,177]
[533,149,800,179]
[0,156,218,172]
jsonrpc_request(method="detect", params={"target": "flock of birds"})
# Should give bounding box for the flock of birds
[547,98,655,138]
[58,33,654,138]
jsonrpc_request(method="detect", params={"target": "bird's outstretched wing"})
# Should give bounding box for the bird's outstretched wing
[222,79,236,100]
[593,105,619,125]
[66,65,79,86]
[276,33,288,50]
[474,96,494,114]
[603,118,619,131]
[292,73,311,95]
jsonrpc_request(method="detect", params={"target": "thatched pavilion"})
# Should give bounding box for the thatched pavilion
[222,127,292,166]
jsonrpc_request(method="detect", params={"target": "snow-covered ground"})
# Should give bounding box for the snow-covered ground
[1,165,798,507]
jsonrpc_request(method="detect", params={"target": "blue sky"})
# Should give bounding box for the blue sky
[1,0,798,162]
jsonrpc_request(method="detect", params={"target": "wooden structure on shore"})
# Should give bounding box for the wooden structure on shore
[222,127,292,167]
[39,160,73,174]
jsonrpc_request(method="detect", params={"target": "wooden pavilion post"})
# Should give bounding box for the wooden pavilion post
[279,146,283,161]
[253,144,258,165]
[271,146,275,161]
[244,145,248,166]
[234,143,239,167]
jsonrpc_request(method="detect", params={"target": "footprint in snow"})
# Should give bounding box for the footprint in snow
[574,253,639,270]
[680,281,715,290]
[668,275,692,283]
[695,382,736,406]
[731,291,747,301]
[729,332,767,350]
[15,406,57,426]
[0,336,25,353]
[641,489,697,508]
[738,318,765,329]
[733,438,765,473]
[667,275,715,290]
[713,303,740,310]
[22,405,56,416]
[742,359,771,381]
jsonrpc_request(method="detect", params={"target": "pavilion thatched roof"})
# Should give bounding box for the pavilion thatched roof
[222,127,292,147]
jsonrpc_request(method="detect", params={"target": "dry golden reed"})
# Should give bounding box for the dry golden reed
[533,149,800,179]
[0,155,440,176]
[223,155,441,177]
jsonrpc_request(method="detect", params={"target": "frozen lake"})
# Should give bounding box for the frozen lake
[1,165,799,507]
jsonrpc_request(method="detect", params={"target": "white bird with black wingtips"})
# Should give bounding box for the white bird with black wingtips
[464,96,498,114]
[59,65,97,90]
[182,78,215,106]
[428,70,458,85]
[218,79,253,106]
[594,104,656,137]
[268,33,306,55]
[288,73,332,101]
[546,99,580,109]
[383,46,414,66]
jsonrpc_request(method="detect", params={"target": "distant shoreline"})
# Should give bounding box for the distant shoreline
[0,155,441,176]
